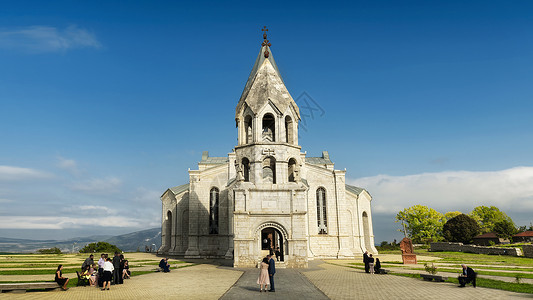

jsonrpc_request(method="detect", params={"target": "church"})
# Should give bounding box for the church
[158,29,377,268]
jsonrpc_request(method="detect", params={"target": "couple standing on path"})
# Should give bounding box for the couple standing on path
[257,254,276,292]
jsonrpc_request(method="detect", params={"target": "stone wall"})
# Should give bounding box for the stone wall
[430,242,523,256]
[523,245,533,258]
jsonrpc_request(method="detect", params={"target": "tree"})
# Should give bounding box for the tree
[396,205,446,244]
[517,223,533,233]
[79,241,122,254]
[442,214,480,243]
[37,247,62,254]
[444,211,462,221]
[468,206,514,233]
[493,219,518,240]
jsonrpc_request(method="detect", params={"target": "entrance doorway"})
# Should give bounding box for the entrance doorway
[261,227,284,262]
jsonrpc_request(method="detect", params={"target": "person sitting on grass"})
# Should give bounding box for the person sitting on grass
[458,264,476,288]
[55,265,69,291]
[159,257,171,272]
[122,260,130,279]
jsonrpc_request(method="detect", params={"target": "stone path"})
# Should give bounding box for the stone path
[301,261,532,300]
[1,260,531,299]
[220,268,328,300]
[0,263,243,299]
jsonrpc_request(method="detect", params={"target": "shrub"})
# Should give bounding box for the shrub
[424,263,438,275]
[79,242,122,254]
[443,214,480,244]
[37,247,62,254]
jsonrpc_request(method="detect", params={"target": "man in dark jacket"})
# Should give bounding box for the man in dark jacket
[112,252,121,284]
[81,254,94,271]
[458,264,476,287]
[267,254,276,292]
[363,251,370,273]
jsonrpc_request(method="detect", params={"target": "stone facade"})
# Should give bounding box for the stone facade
[159,34,377,268]
[430,242,522,256]
[522,245,533,258]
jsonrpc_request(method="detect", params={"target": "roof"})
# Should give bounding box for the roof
[305,151,333,165]
[169,183,189,195]
[473,232,499,239]
[514,231,533,237]
[236,42,300,120]
[345,184,364,195]
[200,151,228,165]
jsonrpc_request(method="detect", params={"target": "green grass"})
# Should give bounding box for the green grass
[416,249,533,266]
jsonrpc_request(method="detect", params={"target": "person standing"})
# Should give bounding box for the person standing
[112,252,121,284]
[81,254,94,271]
[458,264,476,287]
[275,247,281,262]
[102,258,114,291]
[267,254,276,292]
[363,251,370,273]
[368,254,375,274]
[257,257,270,292]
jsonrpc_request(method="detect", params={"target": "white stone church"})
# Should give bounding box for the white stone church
[159,30,377,268]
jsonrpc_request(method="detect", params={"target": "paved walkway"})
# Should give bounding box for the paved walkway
[301,261,532,300]
[0,263,243,300]
[220,268,327,300]
[1,260,531,299]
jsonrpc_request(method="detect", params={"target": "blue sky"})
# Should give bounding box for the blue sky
[1,1,532,242]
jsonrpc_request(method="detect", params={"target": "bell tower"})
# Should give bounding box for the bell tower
[234,27,302,186]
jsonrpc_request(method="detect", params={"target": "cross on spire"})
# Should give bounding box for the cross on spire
[261,26,271,58]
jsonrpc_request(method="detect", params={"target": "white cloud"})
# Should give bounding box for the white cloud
[70,177,122,194]
[348,166,533,217]
[0,25,101,53]
[62,205,116,215]
[0,216,141,229]
[57,157,80,175]
[0,165,53,181]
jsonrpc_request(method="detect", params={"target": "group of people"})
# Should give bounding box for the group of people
[97,252,131,290]
[256,254,276,292]
[55,252,131,292]
[362,251,381,274]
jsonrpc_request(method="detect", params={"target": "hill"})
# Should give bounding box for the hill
[0,228,161,253]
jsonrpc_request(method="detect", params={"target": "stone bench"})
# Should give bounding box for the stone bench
[420,274,448,282]
[0,282,60,293]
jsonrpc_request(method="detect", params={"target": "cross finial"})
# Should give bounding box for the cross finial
[261,26,271,58]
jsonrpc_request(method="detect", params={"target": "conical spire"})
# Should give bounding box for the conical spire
[236,27,299,120]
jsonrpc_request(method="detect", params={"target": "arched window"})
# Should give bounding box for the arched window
[285,116,293,144]
[262,113,275,142]
[244,115,253,144]
[317,188,327,234]
[242,157,250,182]
[209,188,219,234]
[263,156,276,184]
[288,158,297,182]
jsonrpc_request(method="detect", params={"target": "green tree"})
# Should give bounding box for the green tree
[444,211,462,221]
[37,247,62,254]
[493,219,518,240]
[468,206,513,233]
[79,242,122,254]
[396,205,446,244]
[442,214,480,243]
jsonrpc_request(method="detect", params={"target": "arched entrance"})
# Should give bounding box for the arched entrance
[255,222,288,262]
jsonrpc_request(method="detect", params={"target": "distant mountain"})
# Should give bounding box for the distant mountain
[103,228,161,252]
[0,228,161,253]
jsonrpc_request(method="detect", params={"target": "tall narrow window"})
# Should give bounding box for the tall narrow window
[262,113,275,142]
[244,115,253,144]
[262,156,276,184]
[285,116,293,144]
[288,158,297,182]
[317,188,327,234]
[209,188,219,234]
[242,157,250,182]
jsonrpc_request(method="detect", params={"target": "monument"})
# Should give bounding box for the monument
[158,27,378,268]
[400,237,417,264]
